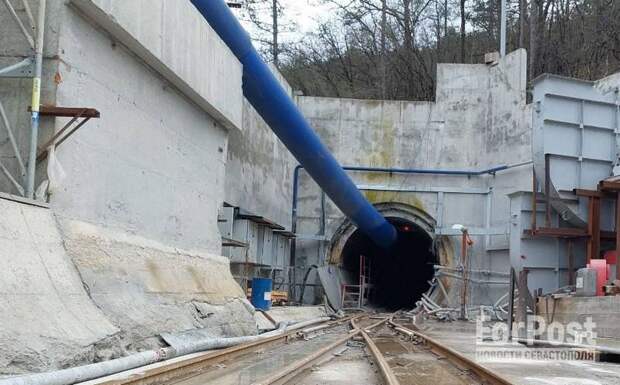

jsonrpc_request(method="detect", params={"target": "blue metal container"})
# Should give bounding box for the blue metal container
[251,278,273,311]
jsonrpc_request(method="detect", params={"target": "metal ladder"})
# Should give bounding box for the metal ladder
[341,255,372,308]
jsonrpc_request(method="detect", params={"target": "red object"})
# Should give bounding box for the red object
[604,251,617,265]
[587,259,608,296]
[604,251,617,281]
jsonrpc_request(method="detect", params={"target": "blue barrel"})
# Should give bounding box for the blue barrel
[251,278,273,310]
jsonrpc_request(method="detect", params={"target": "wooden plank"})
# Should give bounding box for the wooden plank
[574,189,603,198]
[600,180,620,192]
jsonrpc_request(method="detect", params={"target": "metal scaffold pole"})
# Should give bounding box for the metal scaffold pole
[26,0,46,198]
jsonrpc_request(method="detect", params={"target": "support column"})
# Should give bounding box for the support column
[460,230,472,320]
[568,240,575,285]
[587,196,601,263]
[616,192,620,281]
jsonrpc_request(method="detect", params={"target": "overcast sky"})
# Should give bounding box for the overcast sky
[278,0,332,33]
[237,0,335,43]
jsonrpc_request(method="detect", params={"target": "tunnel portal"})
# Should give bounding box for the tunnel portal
[340,217,436,310]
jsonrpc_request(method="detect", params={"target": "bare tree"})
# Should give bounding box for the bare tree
[244,0,292,67]
[519,0,527,48]
[271,0,279,66]
[279,0,620,101]
[460,0,466,62]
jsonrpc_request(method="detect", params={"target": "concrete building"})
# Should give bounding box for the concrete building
[1,0,620,382]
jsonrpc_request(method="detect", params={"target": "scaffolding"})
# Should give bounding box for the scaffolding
[0,0,45,198]
[1,0,98,199]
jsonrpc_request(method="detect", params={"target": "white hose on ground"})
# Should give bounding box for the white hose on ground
[0,317,331,385]
[0,349,176,385]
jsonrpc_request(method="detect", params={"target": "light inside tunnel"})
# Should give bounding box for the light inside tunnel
[340,217,436,310]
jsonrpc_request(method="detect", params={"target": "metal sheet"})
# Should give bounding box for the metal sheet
[317,265,343,310]
[532,74,619,227]
[509,192,586,293]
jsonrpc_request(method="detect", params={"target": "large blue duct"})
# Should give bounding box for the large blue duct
[190,0,396,248]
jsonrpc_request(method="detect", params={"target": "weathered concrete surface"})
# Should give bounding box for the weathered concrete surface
[70,0,243,130]
[52,4,229,254]
[225,66,297,229]
[594,71,620,95]
[1,1,255,374]
[537,296,620,348]
[0,198,118,375]
[264,305,327,324]
[61,220,256,351]
[422,319,620,385]
[294,50,532,305]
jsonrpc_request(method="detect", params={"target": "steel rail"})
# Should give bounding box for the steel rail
[360,328,401,385]
[254,315,390,385]
[388,320,514,385]
[93,316,357,385]
[351,316,400,385]
[350,315,390,333]
[252,328,361,385]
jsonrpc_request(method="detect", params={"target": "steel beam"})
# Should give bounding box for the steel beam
[2,0,34,49]
[617,192,620,281]
[0,101,26,178]
[0,159,24,195]
[586,196,601,263]
[0,57,34,78]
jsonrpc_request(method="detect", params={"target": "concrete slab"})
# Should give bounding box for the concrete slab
[69,0,243,131]
[420,320,620,385]
[0,198,118,375]
[265,306,328,324]
[51,3,230,255]
[290,344,382,385]
[537,295,620,349]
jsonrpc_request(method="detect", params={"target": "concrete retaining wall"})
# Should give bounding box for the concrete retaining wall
[294,50,533,305]
[69,0,243,130]
[0,1,255,374]
[0,197,118,375]
[225,66,297,230]
[52,3,231,253]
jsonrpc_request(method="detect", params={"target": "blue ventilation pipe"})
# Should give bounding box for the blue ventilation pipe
[190,0,397,248]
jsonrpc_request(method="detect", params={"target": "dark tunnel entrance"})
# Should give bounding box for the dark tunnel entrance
[340,217,436,310]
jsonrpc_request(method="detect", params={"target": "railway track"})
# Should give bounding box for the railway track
[359,317,514,385]
[386,319,514,385]
[84,313,513,385]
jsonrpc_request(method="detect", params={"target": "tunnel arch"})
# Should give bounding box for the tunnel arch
[328,202,454,310]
